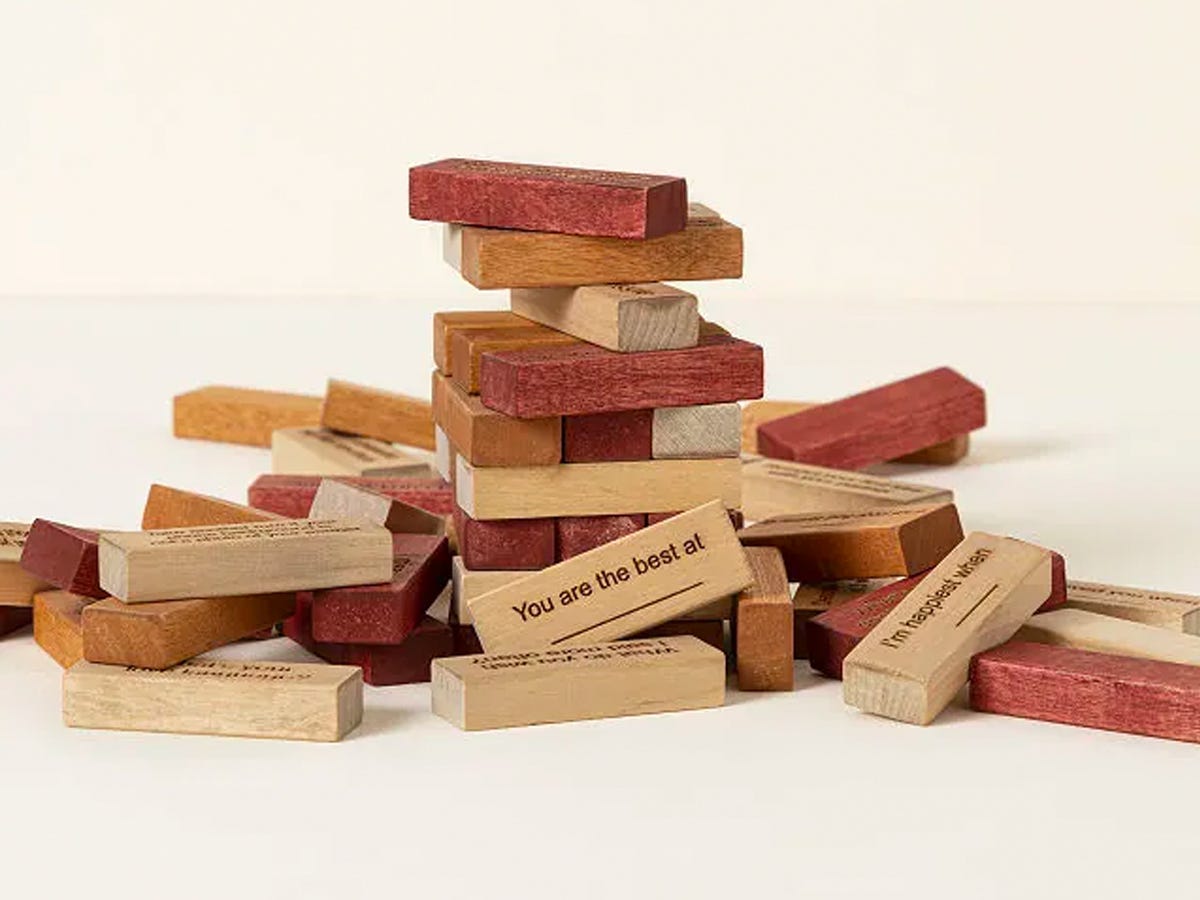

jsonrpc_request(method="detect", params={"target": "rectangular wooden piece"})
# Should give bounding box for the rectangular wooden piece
[510,283,699,352]
[734,547,795,691]
[173,386,323,447]
[320,379,436,450]
[271,428,433,478]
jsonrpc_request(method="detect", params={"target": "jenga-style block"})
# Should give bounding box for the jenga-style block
[738,505,963,582]
[633,618,725,653]
[791,578,896,660]
[652,403,740,459]
[562,410,653,462]
[510,283,699,352]
[410,158,688,239]
[1064,580,1200,633]
[647,509,745,531]
[173,386,323,448]
[0,606,32,638]
[248,474,454,519]
[20,520,106,599]
[433,311,529,376]
[432,371,561,467]
[734,547,794,691]
[806,574,928,678]
[142,484,286,530]
[444,205,743,289]
[556,514,646,560]
[435,426,453,480]
[432,636,724,730]
[308,479,445,536]
[842,532,1055,725]
[467,501,752,652]
[1017,608,1200,666]
[33,590,94,668]
[64,659,362,742]
[450,324,578,394]
[895,435,971,466]
[271,428,433,478]
[453,507,556,571]
[320,379,436,450]
[98,520,393,602]
[1,522,51,606]
[451,557,526,626]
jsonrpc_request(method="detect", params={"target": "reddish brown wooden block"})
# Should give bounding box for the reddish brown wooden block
[0,606,32,638]
[562,410,653,462]
[20,520,105,599]
[453,506,555,571]
[634,619,725,653]
[756,368,986,470]
[33,590,93,668]
[433,311,529,376]
[451,324,577,394]
[556,514,646,561]
[248,475,454,519]
[320,379,436,450]
[432,371,561,466]
[142,484,285,529]
[173,386,324,448]
[734,547,794,691]
[410,158,688,239]
[479,333,764,419]
[1,522,51,607]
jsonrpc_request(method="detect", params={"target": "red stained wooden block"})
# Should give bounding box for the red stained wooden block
[556,514,646,561]
[757,367,986,470]
[19,520,105,599]
[562,410,653,462]
[307,534,451,645]
[453,505,555,571]
[409,158,687,239]
[248,475,454,519]
[479,333,764,419]
[647,509,744,530]
[970,641,1200,744]
[0,606,32,638]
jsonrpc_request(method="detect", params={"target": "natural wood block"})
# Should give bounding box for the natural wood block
[738,505,963,582]
[734,547,795,691]
[142,484,284,530]
[467,500,752,652]
[173,386,323,448]
[435,425,453,480]
[842,532,1055,725]
[970,641,1200,744]
[410,158,688,239]
[271,428,433,478]
[64,658,362,742]
[308,479,445,536]
[562,409,653,462]
[556,514,646,561]
[445,206,743,289]
[433,311,529,376]
[1017,608,1200,666]
[451,557,526,626]
[479,332,764,419]
[1,522,51,607]
[248,474,453,519]
[510,283,699,352]
[894,435,971,466]
[20,520,106,599]
[1064,580,1200,633]
[806,574,927,678]
[647,509,745,531]
[451,324,577,394]
[453,506,556,571]
[432,635,724,730]
[33,590,93,668]
[98,519,394,602]
[633,618,725,653]
[757,369,986,470]
[653,403,740,459]
[320,379,436,450]
[791,578,896,660]
[432,371,561,466]
[0,606,32,638]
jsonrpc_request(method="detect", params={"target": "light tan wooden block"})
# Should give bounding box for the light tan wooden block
[142,484,284,530]
[1018,608,1200,665]
[321,378,436,450]
[64,659,362,742]
[309,479,445,536]
[432,635,724,730]
[456,456,741,520]
[735,547,794,691]
[34,590,93,668]
[0,522,51,607]
[510,283,699,352]
[271,427,433,478]
[433,311,529,376]
[467,500,753,652]
[1064,580,1200,633]
[98,519,393,603]
[843,532,1054,725]
[652,403,740,459]
[451,557,525,626]
[434,426,454,481]
[173,386,324,448]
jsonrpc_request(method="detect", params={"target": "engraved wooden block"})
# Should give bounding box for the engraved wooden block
[633,618,725,653]
[1017,608,1200,665]
[98,519,394,602]
[738,505,963,582]
[806,574,927,678]
[652,403,740,459]
[451,557,526,626]
[173,386,323,448]
[33,590,93,668]
[248,474,454,519]
[451,324,577,394]
[410,158,688,239]
[757,369,986,470]
[466,500,752,652]
[556,514,646,561]
[433,311,529,376]
[1064,580,1200,633]
[64,659,363,742]
[562,409,653,462]
[432,635,724,730]
[308,479,445,536]
[20,520,106,599]
[791,578,895,660]
[510,283,699,352]
[1,522,51,607]
[321,378,436,450]
[453,506,556,571]
[271,428,432,478]
[432,371,561,466]
[842,532,1055,724]
[0,606,32,638]
[142,484,285,530]
[734,547,794,691]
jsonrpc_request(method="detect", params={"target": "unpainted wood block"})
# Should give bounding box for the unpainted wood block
[734,547,795,691]
[562,409,653,462]
[320,378,436,450]
[1017,608,1200,665]
[33,590,94,668]
[173,386,323,448]
[453,506,556,571]
[271,428,433,478]
[633,618,725,653]
[20,520,106,599]
[142,484,285,530]
[510,283,699,352]
[894,435,971,466]
[0,522,51,607]
[647,509,744,531]
[451,324,578,394]
[450,622,485,656]
[433,311,529,376]
[308,479,445,537]
[0,606,32,638]
[432,371,561,466]
[451,557,526,626]
[467,500,752,652]
[432,635,724,730]
[248,474,454,519]
[842,532,1055,725]
[805,574,927,678]
[652,403,740,459]
[1064,580,1200,633]
[435,426,453,480]
[791,578,897,661]
[556,514,646,561]
[64,658,362,742]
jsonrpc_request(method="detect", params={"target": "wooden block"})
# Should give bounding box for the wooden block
[433,311,529,376]
[445,206,743,289]
[271,428,433,478]
[842,532,1055,725]
[451,324,577,394]
[248,474,453,519]
[894,435,971,466]
[791,578,896,660]
[320,379,436,450]
[1,522,51,607]
[64,658,362,742]
[1017,608,1200,666]
[740,457,954,523]
[451,557,526,626]
[970,641,1200,744]
[510,283,699,352]
[479,332,764,419]
[648,509,745,531]
[432,635,724,730]
[806,574,928,678]
[0,606,32,638]
[98,520,394,602]
[562,409,653,462]
[450,622,485,656]
[556,514,646,561]
[308,534,451,644]
[738,505,963,582]
[33,590,94,668]
[457,456,741,520]
[432,371,561,467]
[173,386,323,448]
[1064,580,1200,633]
[20,520,106,599]
[435,425,453,480]
[757,368,986,470]
[308,479,445,536]
[410,158,687,239]
[633,618,725,653]
[734,547,794,691]
[142,484,284,530]
[652,403,740,459]
[466,500,752,652]
[453,506,556,571]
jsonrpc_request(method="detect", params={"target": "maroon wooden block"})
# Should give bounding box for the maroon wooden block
[248,474,454,519]
[757,367,986,470]
[19,520,105,599]
[479,333,764,419]
[451,623,485,656]
[0,606,32,638]
[562,410,653,462]
[647,509,744,530]
[453,505,555,570]
[556,514,646,561]
[1045,551,1068,610]
[409,158,687,239]
[307,534,451,645]
[970,641,1200,744]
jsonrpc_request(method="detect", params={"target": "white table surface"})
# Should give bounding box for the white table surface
[2,297,1198,899]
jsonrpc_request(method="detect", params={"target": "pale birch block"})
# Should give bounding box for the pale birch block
[451,557,525,626]
[510,283,699,352]
[1064,580,1200,633]
[1018,608,1200,665]
[271,427,433,478]
[652,403,741,459]
[0,522,51,607]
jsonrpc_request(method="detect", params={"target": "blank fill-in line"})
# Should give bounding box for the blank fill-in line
[956,584,999,627]
[550,581,705,645]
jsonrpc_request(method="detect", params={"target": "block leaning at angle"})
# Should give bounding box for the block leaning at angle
[173,386,323,448]
[320,379,436,451]
[1064,580,1200,633]
[1016,608,1200,666]
[271,428,433,478]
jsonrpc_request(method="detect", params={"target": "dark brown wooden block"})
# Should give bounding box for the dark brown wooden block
[248,475,454,519]
[19,520,106,599]
[0,606,32,638]
[556,514,646,560]
[562,410,654,462]
[453,506,555,571]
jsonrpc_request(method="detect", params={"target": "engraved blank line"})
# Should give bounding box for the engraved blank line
[550,582,705,645]
[955,584,999,627]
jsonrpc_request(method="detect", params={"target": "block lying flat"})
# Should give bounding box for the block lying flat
[562,409,653,462]
[271,428,433,478]
[556,514,646,560]
[451,324,577,394]
[320,379,436,450]
[791,578,897,661]
[33,590,94,668]
[1,522,51,606]
[173,386,323,447]
[432,371,561,466]
[453,507,556,571]
[433,311,530,376]
[142,484,286,530]
[806,574,927,678]
[248,474,454,519]
[734,547,794,691]
[1064,580,1200,633]
[308,479,445,536]
[1017,608,1200,665]
[510,283,699,352]
[20,520,106,599]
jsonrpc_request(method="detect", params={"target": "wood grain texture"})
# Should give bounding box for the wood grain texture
[142,484,285,530]
[0,606,32,638]
[248,474,454,519]
[173,386,323,448]
[308,479,446,536]
[320,379,436,450]
[756,368,986,470]
[633,618,725,653]
[562,409,653,462]
[451,324,577,394]
[734,547,794,691]
[1064,580,1200,633]
[451,557,526,626]
[433,311,529,376]
[19,520,106,599]
[510,283,699,352]
[0,522,51,607]
[791,578,897,661]
[652,403,740,459]
[556,514,646,561]
[453,506,556,571]
[432,371,561,467]
[33,590,93,668]
[1017,608,1200,665]
[806,574,928,678]
[271,428,433,478]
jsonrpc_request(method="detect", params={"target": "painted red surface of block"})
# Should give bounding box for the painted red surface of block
[453,505,555,570]
[556,514,646,561]
[562,410,653,462]
[19,520,105,599]
[0,606,32,638]
[248,475,454,519]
